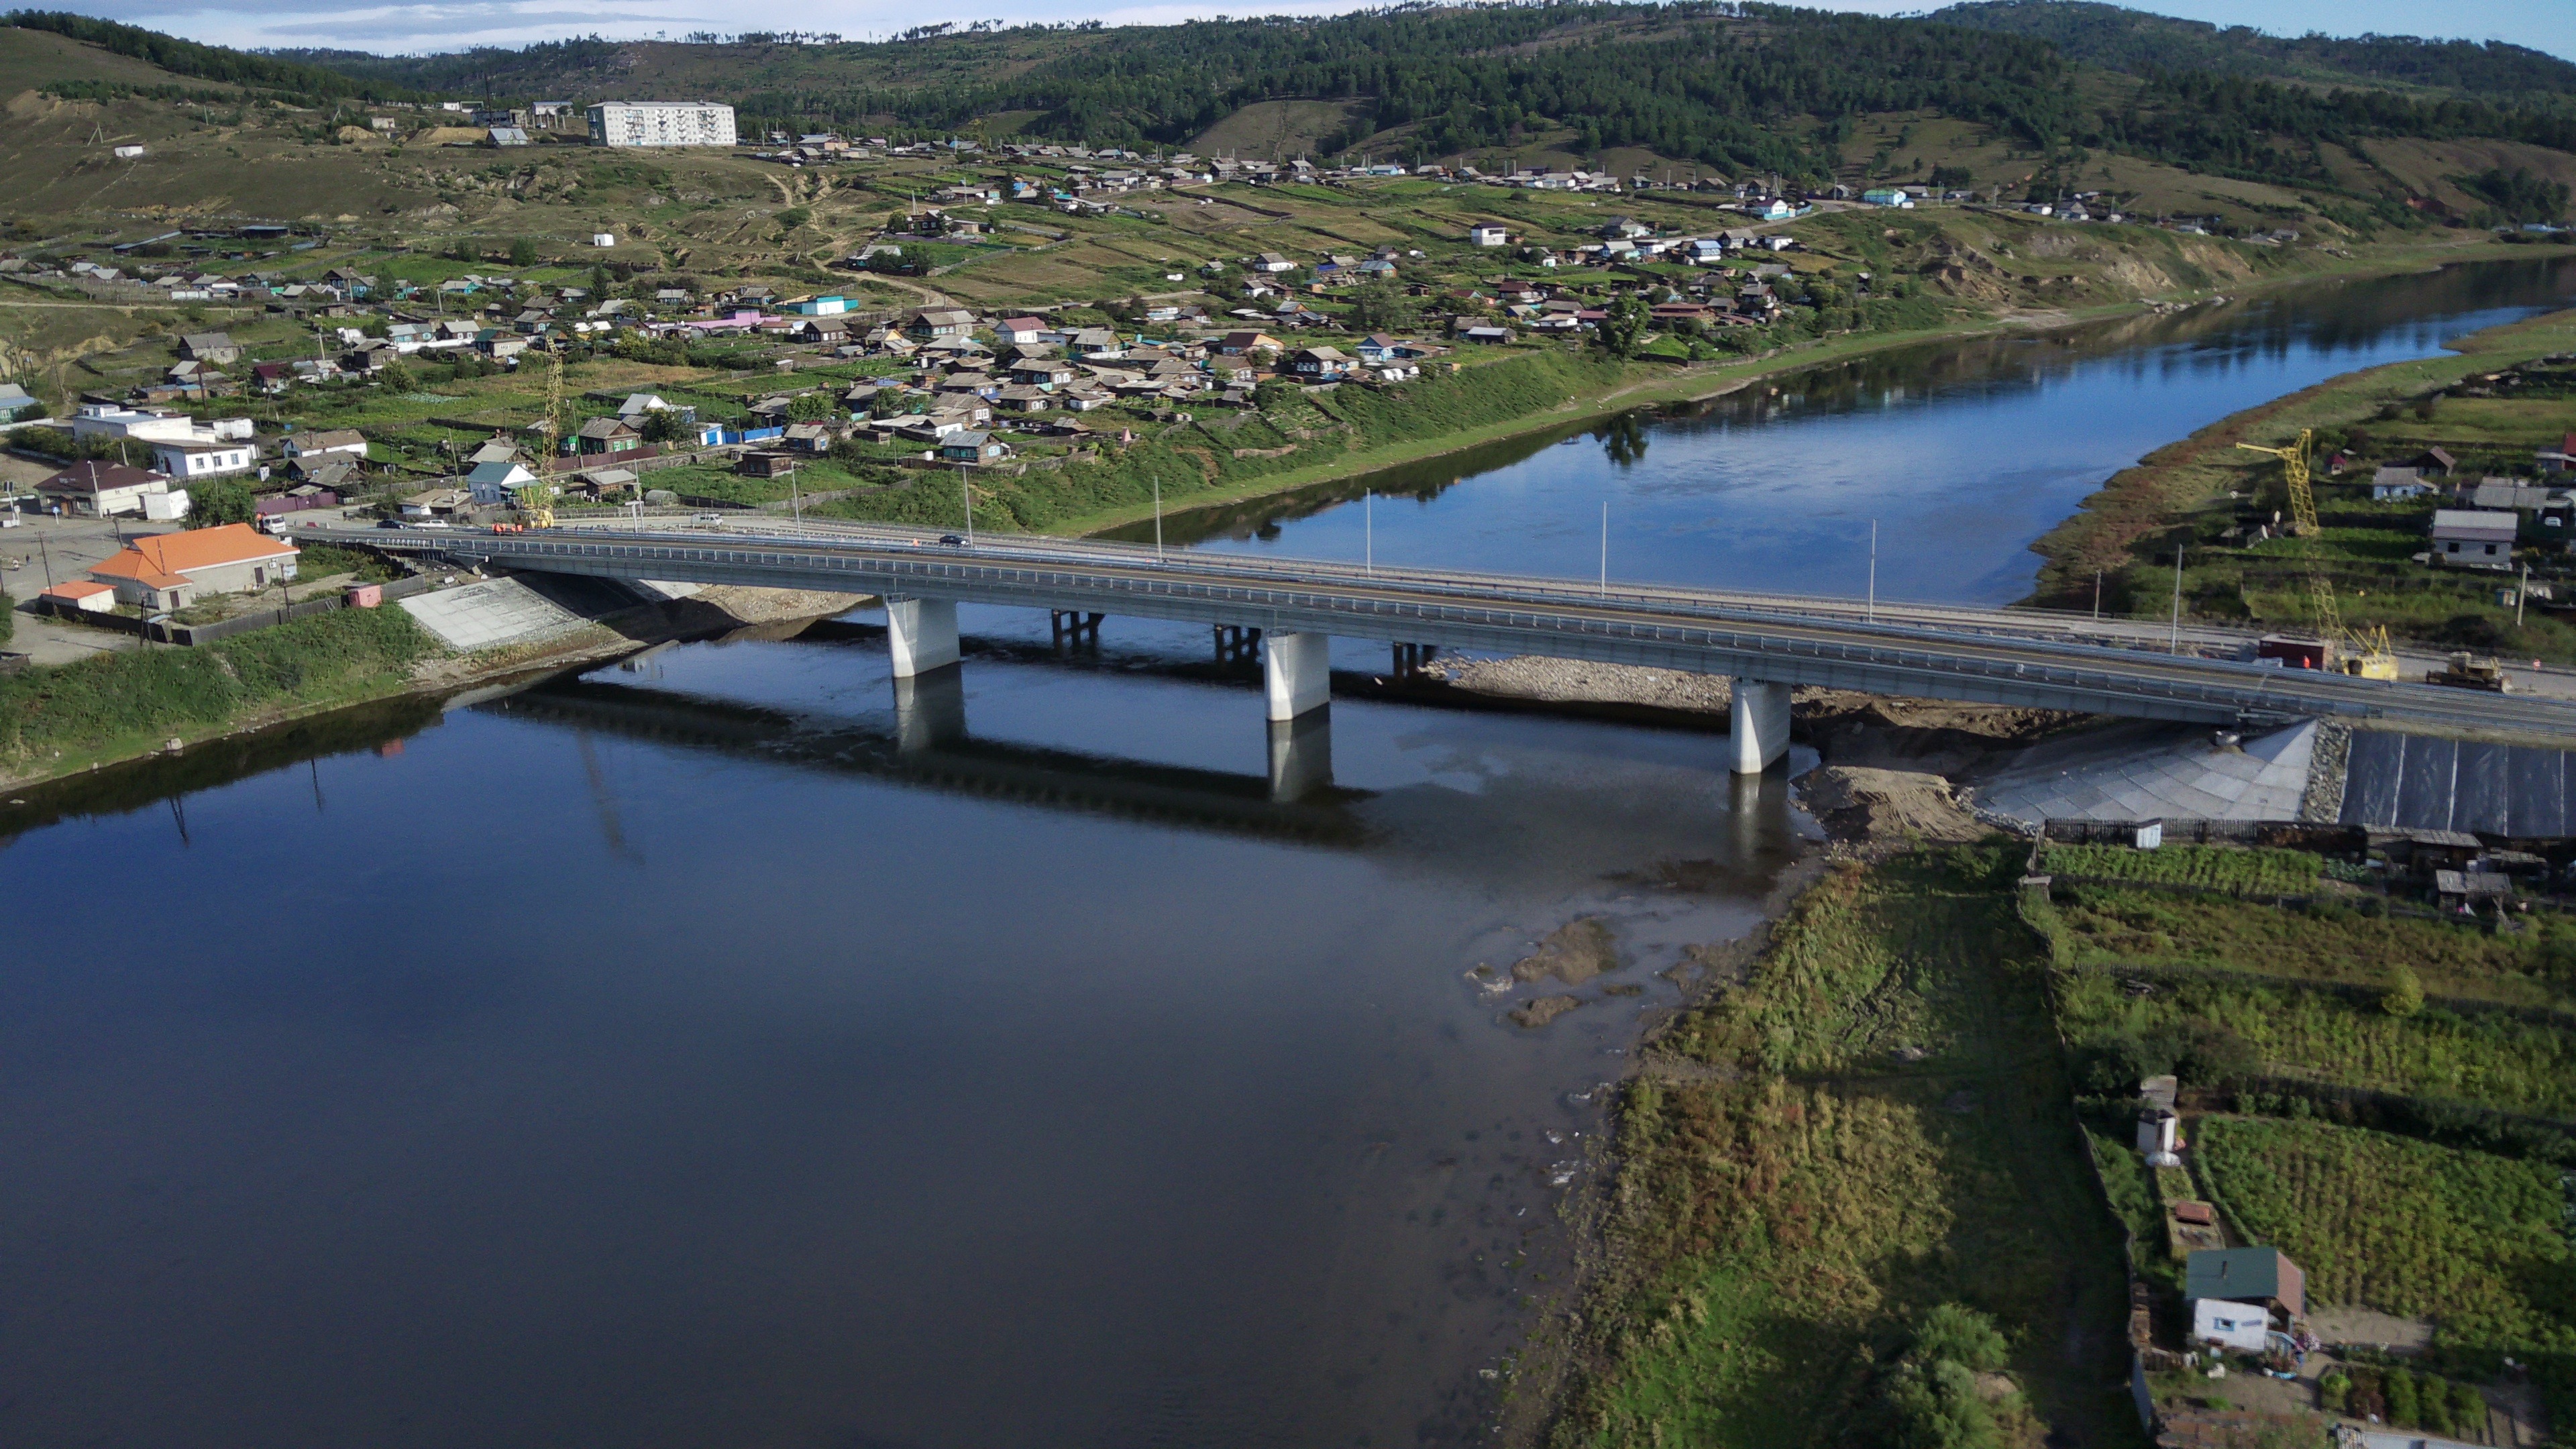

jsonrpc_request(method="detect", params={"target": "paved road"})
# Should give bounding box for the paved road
[308,516,2576,742]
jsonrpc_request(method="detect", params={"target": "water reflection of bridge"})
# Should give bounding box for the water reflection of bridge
[492,676,1364,845]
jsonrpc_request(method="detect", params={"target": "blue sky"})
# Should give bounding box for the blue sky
[50,0,2576,62]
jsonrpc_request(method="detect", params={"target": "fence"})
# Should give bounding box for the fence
[34,570,438,645]
[2043,818,2367,854]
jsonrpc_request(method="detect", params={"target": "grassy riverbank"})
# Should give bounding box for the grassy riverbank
[2024,302,2576,659]
[1548,847,2140,1449]
[0,604,445,788]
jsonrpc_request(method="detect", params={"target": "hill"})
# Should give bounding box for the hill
[1931,1,2576,104]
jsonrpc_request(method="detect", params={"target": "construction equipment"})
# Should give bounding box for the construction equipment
[519,350,562,529]
[2235,428,2398,679]
[2428,651,2512,692]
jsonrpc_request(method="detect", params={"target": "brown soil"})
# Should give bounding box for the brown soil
[1795,765,1992,845]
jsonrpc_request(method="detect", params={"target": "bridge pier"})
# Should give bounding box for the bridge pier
[1267,713,1334,802]
[1051,610,1104,651]
[894,667,967,755]
[1264,632,1332,722]
[1214,624,1263,665]
[883,596,960,678]
[1391,642,1440,680]
[1729,679,1792,775]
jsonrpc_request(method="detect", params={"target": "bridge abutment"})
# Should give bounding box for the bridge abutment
[1264,631,1331,723]
[884,597,960,678]
[1730,679,1791,775]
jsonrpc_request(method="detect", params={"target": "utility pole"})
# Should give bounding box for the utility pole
[1152,475,1163,559]
[2169,545,2184,654]
[959,464,973,544]
[1364,490,1373,576]
[1599,498,1608,598]
[1866,519,1877,623]
[2093,568,2102,621]
[2520,561,2530,629]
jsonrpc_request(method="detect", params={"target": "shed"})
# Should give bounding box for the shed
[2185,1246,2305,1319]
[2192,1299,2273,1354]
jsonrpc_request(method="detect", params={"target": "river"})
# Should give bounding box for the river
[1145,254,2576,604]
[3,254,2571,1448]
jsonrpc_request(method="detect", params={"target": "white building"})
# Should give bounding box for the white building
[148,439,256,480]
[2190,1299,2271,1354]
[1468,224,1509,247]
[70,403,200,444]
[588,101,737,148]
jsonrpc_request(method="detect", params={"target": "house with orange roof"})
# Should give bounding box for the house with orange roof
[87,523,299,611]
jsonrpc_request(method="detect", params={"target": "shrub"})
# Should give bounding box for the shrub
[2419,1375,2453,1435]
[2455,1379,2487,1431]
[2385,1366,2418,1428]
[2319,1373,2350,1413]
[508,237,538,267]
[2383,965,2426,1017]
[1911,1302,2010,1372]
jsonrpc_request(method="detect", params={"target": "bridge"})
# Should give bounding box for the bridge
[324,518,2576,781]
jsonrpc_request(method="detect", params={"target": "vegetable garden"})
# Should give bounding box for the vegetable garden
[2194,1118,2576,1352]
[2037,844,2320,897]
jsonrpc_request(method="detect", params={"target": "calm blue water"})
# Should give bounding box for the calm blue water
[1173,256,2576,604]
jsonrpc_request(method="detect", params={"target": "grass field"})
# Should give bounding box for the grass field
[2051,885,2576,1008]
[1558,849,2141,1448]
[2038,843,2320,896]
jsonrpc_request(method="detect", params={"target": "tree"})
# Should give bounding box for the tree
[1347,280,1417,333]
[1597,290,1651,358]
[785,392,837,421]
[378,358,418,394]
[508,237,538,268]
[637,407,689,443]
[191,478,256,527]
[588,264,614,298]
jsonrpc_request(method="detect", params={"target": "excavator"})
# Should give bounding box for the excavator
[2233,429,2400,680]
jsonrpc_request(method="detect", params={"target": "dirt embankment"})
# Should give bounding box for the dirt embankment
[1423,656,2076,845]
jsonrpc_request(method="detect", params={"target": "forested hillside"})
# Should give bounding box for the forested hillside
[1933,1,2576,103]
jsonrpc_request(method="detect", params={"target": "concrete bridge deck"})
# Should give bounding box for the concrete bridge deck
[319,518,2576,773]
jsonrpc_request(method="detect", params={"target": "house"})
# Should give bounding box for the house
[570,416,643,456]
[400,486,471,517]
[283,428,368,462]
[939,430,1012,464]
[1008,358,1077,388]
[2469,478,2559,512]
[993,384,1053,413]
[2369,466,2430,500]
[906,308,976,341]
[2185,1246,2304,1353]
[2430,508,2518,568]
[780,422,837,453]
[35,460,172,517]
[2538,433,2576,473]
[466,460,539,505]
[1468,223,1509,248]
[148,438,256,480]
[1251,252,1295,272]
[177,331,241,364]
[997,317,1051,345]
[87,523,297,610]
[2415,446,2458,476]
[0,381,39,421]
[1861,187,1913,208]
[1215,331,1283,358]
[1289,347,1352,379]
[1455,323,1513,345]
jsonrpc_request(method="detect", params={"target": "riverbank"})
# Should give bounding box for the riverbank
[1041,232,2537,541]
[0,584,869,798]
[1529,843,2139,1449]
[2022,301,2576,657]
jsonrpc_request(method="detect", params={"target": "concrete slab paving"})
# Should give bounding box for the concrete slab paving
[400,577,594,651]
[1973,720,2318,824]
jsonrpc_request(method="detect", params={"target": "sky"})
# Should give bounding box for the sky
[43,0,2576,62]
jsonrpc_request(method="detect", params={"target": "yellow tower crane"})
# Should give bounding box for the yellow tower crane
[519,349,561,529]
[2234,428,2396,679]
